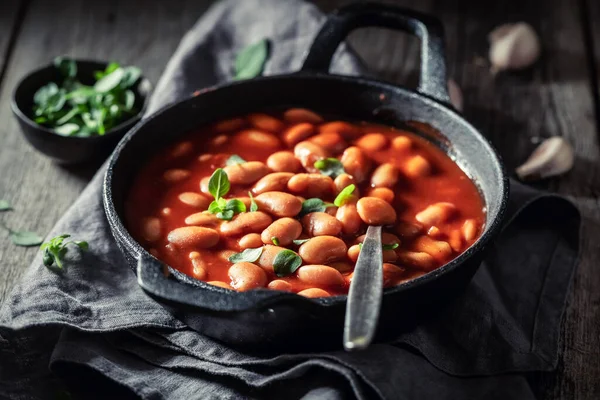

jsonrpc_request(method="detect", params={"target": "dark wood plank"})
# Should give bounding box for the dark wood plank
[0,0,24,84]
[0,0,214,302]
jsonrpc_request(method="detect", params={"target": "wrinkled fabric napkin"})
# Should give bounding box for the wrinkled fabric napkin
[0,0,580,399]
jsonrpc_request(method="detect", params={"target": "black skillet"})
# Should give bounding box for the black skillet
[103,2,509,350]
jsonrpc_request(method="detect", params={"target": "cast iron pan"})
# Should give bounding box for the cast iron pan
[103,2,509,350]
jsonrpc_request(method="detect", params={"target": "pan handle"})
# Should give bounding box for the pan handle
[301,2,451,104]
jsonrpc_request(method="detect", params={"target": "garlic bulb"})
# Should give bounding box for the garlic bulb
[516,137,574,181]
[448,79,463,111]
[488,22,541,72]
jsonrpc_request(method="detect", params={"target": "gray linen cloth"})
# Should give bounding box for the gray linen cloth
[0,0,580,399]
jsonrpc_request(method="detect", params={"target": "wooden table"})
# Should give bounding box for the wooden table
[0,0,598,398]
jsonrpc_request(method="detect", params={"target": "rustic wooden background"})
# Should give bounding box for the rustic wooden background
[0,0,598,398]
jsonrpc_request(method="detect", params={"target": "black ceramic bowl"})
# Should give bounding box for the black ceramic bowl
[104,3,509,350]
[11,59,151,164]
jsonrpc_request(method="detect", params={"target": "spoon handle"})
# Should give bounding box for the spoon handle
[343,225,383,351]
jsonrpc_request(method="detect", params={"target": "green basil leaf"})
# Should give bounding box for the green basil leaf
[75,240,89,251]
[104,62,120,75]
[54,123,80,136]
[271,237,280,246]
[292,239,310,246]
[234,39,270,80]
[56,107,80,125]
[208,168,230,200]
[248,191,258,212]
[228,247,264,263]
[10,231,44,247]
[120,66,142,88]
[225,199,247,213]
[0,200,12,211]
[208,200,222,214]
[314,158,345,178]
[216,210,234,220]
[34,82,59,106]
[272,249,302,277]
[124,90,135,110]
[54,57,77,78]
[382,242,399,251]
[298,198,327,217]
[333,184,356,207]
[94,68,125,93]
[225,154,247,166]
[43,248,55,267]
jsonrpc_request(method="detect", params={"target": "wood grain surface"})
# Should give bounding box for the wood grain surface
[0,0,598,398]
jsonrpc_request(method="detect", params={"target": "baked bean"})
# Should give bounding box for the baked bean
[347,244,361,263]
[169,141,193,159]
[191,256,207,280]
[257,245,288,271]
[220,212,273,237]
[413,236,453,261]
[383,250,398,263]
[283,108,324,124]
[167,226,219,248]
[298,288,330,298]
[178,192,211,209]
[355,133,388,152]
[255,191,302,217]
[247,113,285,133]
[299,236,347,264]
[333,173,358,195]
[235,129,281,149]
[161,208,172,216]
[319,121,361,139]
[383,263,405,287]
[266,151,302,173]
[188,251,201,259]
[395,221,423,239]
[427,226,443,239]
[391,136,412,152]
[283,123,316,147]
[287,174,334,198]
[213,117,245,133]
[396,251,436,271]
[462,219,478,241]
[335,203,362,235]
[308,132,347,154]
[228,262,268,291]
[163,169,190,183]
[356,197,397,225]
[208,281,232,289]
[325,205,338,216]
[223,161,270,185]
[404,155,432,178]
[294,141,328,172]
[261,218,302,245]
[212,134,228,146]
[297,265,344,286]
[268,280,293,291]
[340,146,371,183]
[198,154,212,162]
[366,187,394,203]
[448,230,463,252]
[301,212,342,237]
[199,177,210,195]
[184,212,220,226]
[371,163,399,188]
[141,217,161,242]
[330,261,353,273]
[415,202,458,226]
[239,233,263,249]
[252,172,294,195]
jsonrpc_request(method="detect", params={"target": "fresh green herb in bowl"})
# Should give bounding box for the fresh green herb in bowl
[32,57,142,137]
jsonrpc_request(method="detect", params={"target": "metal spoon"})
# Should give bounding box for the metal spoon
[343,225,383,351]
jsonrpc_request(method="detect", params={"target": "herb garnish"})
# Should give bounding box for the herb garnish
[206,169,246,220]
[0,200,12,211]
[314,158,345,178]
[0,203,43,246]
[228,247,263,263]
[271,237,280,246]
[293,239,310,246]
[334,184,356,207]
[298,198,329,217]
[272,249,302,277]
[41,234,88,269]
[234,39,270,80]
[248,191,258,212]
[32,57,141,137]
[226,154,247,166]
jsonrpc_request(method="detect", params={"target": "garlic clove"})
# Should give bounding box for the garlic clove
[448,79,463,111]
[516,137,574,181]
[488,22,541,73]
